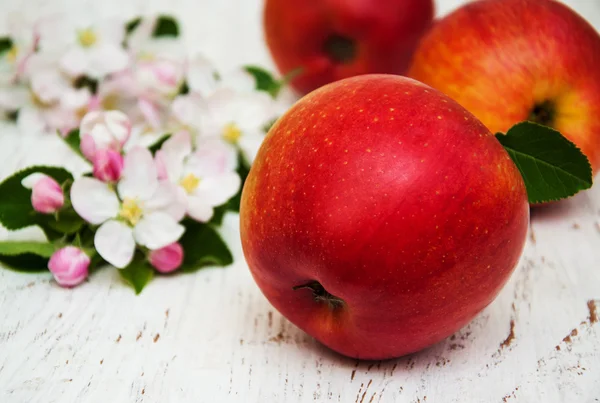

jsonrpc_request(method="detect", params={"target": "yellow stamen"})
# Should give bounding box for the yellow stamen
[6,45,18,63]
[119,198,143,226]
[222,122,242,144]
[180,173,200,194]
[78,28,97,48]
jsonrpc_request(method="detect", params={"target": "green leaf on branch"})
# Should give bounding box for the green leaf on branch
[153,16,179,37]
[0,241,55,257]
[0,241,55,272]
[148,134,171,155]
[0,166,73,230]
[496,122,593,204]
[245,65,282,98]
[119,254,154,294]
[0,37,13,55]
[179,219,233,272]
[125,17,142,34]
[44,209,85,234]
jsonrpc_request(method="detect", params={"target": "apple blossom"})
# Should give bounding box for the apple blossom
[38,16,129,79]
[149,242,184,273]
[79,110,131,160]
[155,132,240,222]
[48,246,90,287]
[70,147,185,268]
[21,173,64,214]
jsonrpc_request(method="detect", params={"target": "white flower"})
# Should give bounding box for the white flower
[155,132,240,222]
[71,147,185,268]
[38,16,129,79]
[199,88,279,163]
[0,11,39,85]
[186,54,256,97]
[14,53,91,135]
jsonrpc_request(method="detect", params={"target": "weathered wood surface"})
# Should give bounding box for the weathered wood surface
[0,1,599,401]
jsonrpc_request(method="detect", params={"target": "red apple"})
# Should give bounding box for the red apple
[263,0,434,95]
[240,75,529,360]
[408,0,600,175]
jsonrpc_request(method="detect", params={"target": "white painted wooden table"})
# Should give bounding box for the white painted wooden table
[1,1,599,402]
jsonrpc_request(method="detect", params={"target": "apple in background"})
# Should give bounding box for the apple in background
[408,0,600,175]
[240,75,529,360]
[263,0,434,95]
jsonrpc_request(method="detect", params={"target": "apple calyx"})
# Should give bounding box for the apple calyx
[292,280,345,310]
[528,100,556,127]
[323,34,357,64]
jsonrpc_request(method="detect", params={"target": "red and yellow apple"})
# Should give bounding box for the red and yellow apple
[408,0,600,175]
[263,0,434,95]
[240,75,529,360]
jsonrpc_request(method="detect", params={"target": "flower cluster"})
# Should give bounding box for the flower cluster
[0,13,290,292]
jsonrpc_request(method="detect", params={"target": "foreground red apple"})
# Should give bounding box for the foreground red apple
[240,75,529,360]
[263,0,434,95]
[408,0,600,175]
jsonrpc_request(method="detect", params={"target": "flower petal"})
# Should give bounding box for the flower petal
[193,173,241,207]
[186,54,219,96]
[156,131,191,182]
[220,68,256,93]
[144,180,187,222]
[171,93,205,130]
[21,173,48,189]
[118,146,158,201]
[185,137,238,177]
[60,47,89,78]
[87,43,130,78]
[71,177,120,224]
[238,130,266,164]
[94,220,135,269]
[133,212,184,250]
[186,195,214,222]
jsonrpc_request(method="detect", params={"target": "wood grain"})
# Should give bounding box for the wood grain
[0,0,599,401]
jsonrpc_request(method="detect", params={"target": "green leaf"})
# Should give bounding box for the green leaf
[119,254,154,294]
[496,122,593,204]
[179,80,190,95]
[73,76,98,94]
[43,209,85,234]
[0,37,13,56]
[148,134,171,155]
[179,219,233,272]
[125,17,142,34]
[0,241,55,272]
[0,166,73,230]
[0,241,56,257]
[60,129,85,159]
[152,16,179,37]
[245,65,282,98]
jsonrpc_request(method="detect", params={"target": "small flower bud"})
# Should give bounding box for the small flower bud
[48,246,90,287]
[31,176,64,214]
[93,148,124,182]
[149,242,184,273]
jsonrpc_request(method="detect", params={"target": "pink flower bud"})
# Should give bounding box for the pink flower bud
[93,149,124,182]
[48,246,90,287]
[149,242,184,273]
[31,176,64,214]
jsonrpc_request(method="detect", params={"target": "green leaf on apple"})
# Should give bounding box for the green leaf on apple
[179,219,233,272]
[119,253,154,294]
[496,122,593,204]
[0,37,13,55]
[153,16,179,38]
[0,166,74,231]
[0,241,55,272]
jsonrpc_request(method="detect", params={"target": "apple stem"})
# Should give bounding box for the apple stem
[292,281,345,310]
[528,100,556,127]
[323,34,356,64]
